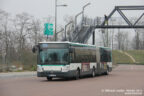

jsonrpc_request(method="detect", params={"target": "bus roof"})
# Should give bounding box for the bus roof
[39,41,96,48]
[70,42,96,48]
[39,41,69,44]
[99,46,111,49]
[38,41,111,49]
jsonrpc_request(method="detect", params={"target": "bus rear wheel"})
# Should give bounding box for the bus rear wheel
[92,68,95,77]
[104,67,109,75]
[47,77,52,81]
[75,69,80,80]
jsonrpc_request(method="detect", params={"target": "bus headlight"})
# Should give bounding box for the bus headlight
[62,65,70,72]
[37,65,43,72]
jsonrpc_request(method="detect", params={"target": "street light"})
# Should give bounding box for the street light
[55,0,67,41]
[82,3,91,25]
[75,11,83,30]
[65,21,73,41]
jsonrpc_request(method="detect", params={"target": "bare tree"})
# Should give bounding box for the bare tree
[0,10,60,71]
[13,12,33,63]
[115,31,129,50]
[140,29,144,49]
[63,15,74,41]
[132,29,144,50]
[131,16,144,50]
[28,18,43,45]
[0,10,11,70]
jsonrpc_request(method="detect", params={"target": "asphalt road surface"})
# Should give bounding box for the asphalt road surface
[0,64,144,96]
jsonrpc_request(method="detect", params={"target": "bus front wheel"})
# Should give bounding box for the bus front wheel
[47,77,52,81]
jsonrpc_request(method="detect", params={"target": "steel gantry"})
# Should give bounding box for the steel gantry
[71,6,144,45]
[95,6,144,29]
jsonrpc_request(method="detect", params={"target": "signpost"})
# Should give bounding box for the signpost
[44,23,53,39]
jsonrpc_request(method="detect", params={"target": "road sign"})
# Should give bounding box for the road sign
[44,23,53,36]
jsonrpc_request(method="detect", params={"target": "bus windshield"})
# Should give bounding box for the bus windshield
[39,49,69,65]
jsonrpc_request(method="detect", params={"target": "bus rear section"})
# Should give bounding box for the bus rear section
[99,47,112,75]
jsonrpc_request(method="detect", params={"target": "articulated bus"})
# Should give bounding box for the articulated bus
[32,42,112,80]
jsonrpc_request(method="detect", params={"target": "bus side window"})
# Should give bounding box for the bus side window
[63,53,69,62]
[70,49,76,63]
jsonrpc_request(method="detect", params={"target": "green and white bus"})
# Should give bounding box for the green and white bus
[32,42,112,80]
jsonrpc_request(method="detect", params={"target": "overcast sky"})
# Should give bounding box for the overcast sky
[0,0,144,45]
[0,0,144,24]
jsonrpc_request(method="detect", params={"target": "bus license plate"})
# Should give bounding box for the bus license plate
[49,74,56,77]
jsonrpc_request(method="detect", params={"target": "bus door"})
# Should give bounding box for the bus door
[81,62,90,75]
[96,63,101,74]
[96,48,101,74]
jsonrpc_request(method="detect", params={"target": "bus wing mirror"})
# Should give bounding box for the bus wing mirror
[32,46,36,53]
[32,45,38,53]
[69,48,74,53]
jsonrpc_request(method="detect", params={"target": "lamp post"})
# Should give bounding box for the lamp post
[55,0,67,41]
[65,21,73,41]
[82,3,91,25]
[75,11,83,30]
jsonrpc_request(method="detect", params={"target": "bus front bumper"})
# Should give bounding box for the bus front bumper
[37,71,76,78]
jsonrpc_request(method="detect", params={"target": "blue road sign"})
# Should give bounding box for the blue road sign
[44,23,53,35]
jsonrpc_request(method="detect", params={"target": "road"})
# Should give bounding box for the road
[0,64,144,96]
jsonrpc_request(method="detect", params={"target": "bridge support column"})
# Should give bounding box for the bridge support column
[92,31,95,45]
